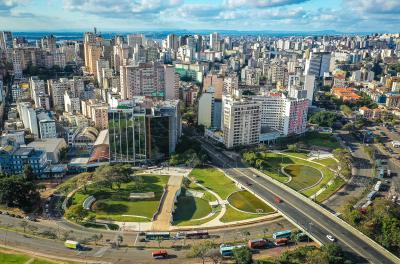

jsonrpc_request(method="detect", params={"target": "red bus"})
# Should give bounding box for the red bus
[152,250,168,259]
[185,230,209,239]
[274,238,288,246]
[248,239,267,249]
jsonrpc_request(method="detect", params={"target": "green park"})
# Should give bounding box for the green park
[243,148,346,202]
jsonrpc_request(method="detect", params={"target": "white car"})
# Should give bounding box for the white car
[326,234,336,242]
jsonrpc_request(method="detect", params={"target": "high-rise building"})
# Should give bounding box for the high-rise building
[108,103,147,164]
[166,34,179,50]
[210,32,220,51]
[0,31,13,50]
[48,78,69,110]
[222,94,261,148]
[197,87,222,130]
[305,52,331,77]
[120,62,176,100]
[253,92,309,137]
[127,34,144,47]
[108,99,181,163]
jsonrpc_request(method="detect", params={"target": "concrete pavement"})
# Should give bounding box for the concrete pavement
[152,175,183,231]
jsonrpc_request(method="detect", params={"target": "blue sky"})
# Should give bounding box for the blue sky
[0,0,399,32]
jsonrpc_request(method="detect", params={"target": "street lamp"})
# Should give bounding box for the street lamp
[308,222,313,243]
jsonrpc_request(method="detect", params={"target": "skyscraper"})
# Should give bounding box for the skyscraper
[210,32,220,51]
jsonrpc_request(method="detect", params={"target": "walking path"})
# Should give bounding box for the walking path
[151,175,184,231]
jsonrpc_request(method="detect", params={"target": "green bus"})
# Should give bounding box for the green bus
[145,232,171,240]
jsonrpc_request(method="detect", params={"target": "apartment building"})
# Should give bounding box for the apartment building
[222,94,261,149]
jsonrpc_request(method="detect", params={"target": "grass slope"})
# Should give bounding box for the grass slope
[173,196,212,224]
[284,164,322,191]
[228,191,275,214]
[189,167,239,199]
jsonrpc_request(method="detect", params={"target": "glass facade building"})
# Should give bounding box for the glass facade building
[108,108,146,164]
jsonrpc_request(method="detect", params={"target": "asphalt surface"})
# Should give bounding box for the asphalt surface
[323,131,374,210]
[199,139,399,264]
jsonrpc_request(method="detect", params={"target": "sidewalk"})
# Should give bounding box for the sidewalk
[151,175,183,231]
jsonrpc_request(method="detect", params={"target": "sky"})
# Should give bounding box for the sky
[0,0,400,32]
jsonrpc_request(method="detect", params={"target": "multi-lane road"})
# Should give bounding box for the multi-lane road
[200,139,399,264]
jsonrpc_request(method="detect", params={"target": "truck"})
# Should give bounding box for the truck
[248,239,267,249]
[64,240,82,250]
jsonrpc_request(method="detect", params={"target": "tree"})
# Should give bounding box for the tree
[232,246,253,264]
[189,241,214,264]
[23,165,35,181]
[76,172,93,193]
[340,105,353,117]
[65,204,88,223]
[309,111,341,128]
[287,143,299,153]
[0,175,40,212]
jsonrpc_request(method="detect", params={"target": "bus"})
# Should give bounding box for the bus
[367,191,377,201]
[274,238,288,246]
[219,244,245,257]
[185,230,209,239]
[272,230,291,239]
[152,249,168,259]
[64,240,83,250]
[374,181,382,192]
[145,232,171,240]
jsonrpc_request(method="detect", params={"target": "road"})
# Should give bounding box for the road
[199,138,399,264]
[323,131,374,210]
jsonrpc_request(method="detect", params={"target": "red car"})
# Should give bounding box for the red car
[152,249,168,259]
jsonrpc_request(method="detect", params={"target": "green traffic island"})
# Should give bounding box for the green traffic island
[65,173,169,224]
[242,150,342,201]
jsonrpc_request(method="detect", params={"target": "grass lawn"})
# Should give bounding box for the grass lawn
[0,252,30,264]
[173,195,212,224]
[260,152,335,197]
[220,205,262,223]
[316,177,346,202]
[300,132,340,150]
[70,174,169,222]
[316,158,338,170]
[283,164,322,191]
[189,167,239,199]
[228,191,275,214]
[0,250,59,264]
[175,205,221,226]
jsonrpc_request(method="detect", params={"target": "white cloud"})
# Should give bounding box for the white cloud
[223,0,309,9]
[346,0,400,14]
[64,0,183,17]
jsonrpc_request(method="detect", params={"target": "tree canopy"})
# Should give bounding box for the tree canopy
[309,111,341,128]
[0,175,40,212]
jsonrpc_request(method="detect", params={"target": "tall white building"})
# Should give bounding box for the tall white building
[210,32,220,51]
[222,94,261,148]
[198,89,215,128]
[253,92,309,137]
[305,52,331,77]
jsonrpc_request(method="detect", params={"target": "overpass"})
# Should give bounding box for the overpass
[199,139,399,264]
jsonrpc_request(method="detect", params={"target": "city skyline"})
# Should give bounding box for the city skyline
[1,0,400,32]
